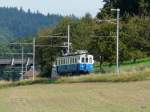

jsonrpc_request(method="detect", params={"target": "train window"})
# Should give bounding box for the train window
[70,57,73,64]
[70,58,72,64]
[86,58,88,63]
[75,58,77,64]
[72,58,74,64]
[62,58,65,65]
[63,59,65,65]
[67,58,68,64]
[74,58,76,64]
[60,59,62,65]
[65,58,67,64]
[73,57,75,64]
[66,59,67,64]
[70,58,71,64]
[62,59,64,65]
[59,59,61,65]
[68,58,70,64]
[69,58,71,64]
[89,57,92,63]
[61,59,64,65]
[64,58,66,64]
[74,57,77,64]
[73,58,75,64]
[82,57,84,63]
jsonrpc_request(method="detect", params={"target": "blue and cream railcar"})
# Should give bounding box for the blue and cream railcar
[55,54,94,75]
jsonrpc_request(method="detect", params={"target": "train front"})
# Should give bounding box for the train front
[79,54,94,74]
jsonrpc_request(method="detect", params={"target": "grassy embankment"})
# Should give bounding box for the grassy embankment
[0,68,150,89]
[0,57,150,88]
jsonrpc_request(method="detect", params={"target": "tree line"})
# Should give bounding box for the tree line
[97,0,150,18]
[36,0,150,76]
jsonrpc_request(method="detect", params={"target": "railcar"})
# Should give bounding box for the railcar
[55,52,94,75]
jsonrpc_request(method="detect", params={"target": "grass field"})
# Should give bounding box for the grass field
[0,81,150,112]
[94,57,150,73]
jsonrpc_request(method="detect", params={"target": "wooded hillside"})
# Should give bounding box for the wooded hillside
[0,7,63,42]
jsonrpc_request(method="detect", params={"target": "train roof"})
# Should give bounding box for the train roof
[56,50,93,58]
[61,50,89,56]
[57,54,93,59]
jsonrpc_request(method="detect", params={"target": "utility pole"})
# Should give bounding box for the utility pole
[21,46,24,80]
[96,8,120,75]
[33,38,35,80]
[111,8,120,75]
[67,25,70,54]
[26,58,30,73]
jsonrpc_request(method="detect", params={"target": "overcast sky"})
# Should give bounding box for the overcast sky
[0,0,104,17]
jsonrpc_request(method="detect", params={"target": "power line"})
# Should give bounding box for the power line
[91,35,116,38]
[40,35,68,38]
[35,45,68,48]
[0,53,33,55]
[10,43,33,45]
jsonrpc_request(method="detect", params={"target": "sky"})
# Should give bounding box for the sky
[0,0,104,17]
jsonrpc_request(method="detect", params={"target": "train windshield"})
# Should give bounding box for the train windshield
[86,58,88,63]
[81,57,89,63]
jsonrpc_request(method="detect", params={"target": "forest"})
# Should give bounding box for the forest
[0,7,63,42]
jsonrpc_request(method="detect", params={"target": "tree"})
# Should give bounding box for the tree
[90,22,116,70]
[120,17,150,61]
[97,0,150,18]
[71,13,94,50]
[36,19,69,77]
